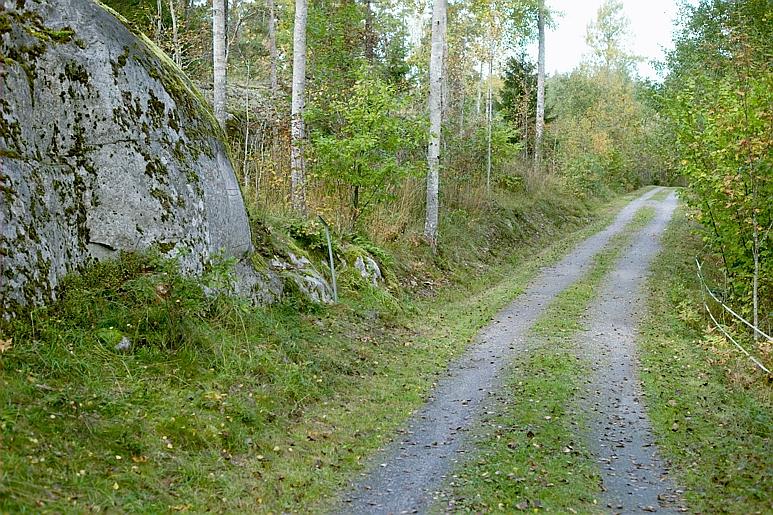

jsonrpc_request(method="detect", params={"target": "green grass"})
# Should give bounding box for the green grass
[444,206,656,513]
[638,206,773,514]
[0,188,653,513]
[648,187,674,202]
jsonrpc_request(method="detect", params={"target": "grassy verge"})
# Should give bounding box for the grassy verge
[0,189,651,513]
[638,206,773,514]
[444,206,656,513]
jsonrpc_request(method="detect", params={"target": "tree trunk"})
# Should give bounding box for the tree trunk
[268,0,278,96]
[440,2,448,123]
[364,0,375,61]
[534,1,545,169]
[486,45,493,197]
[168,0,181,67]
[476,60,483,117]
[267,0,279,163]
[424,0,446,248]
[290,0,308,214]
[155,0,163,45]
[212,0,227,129]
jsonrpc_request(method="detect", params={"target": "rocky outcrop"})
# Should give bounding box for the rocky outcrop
[269,253,334,304]
[354,255,383,286]
[0,0,253,316]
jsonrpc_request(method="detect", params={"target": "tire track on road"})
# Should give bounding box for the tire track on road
[577,191,685,513]
[338,188,665,515]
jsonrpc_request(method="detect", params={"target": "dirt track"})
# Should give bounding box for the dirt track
[578,191,684,513]
[339,188,679,514]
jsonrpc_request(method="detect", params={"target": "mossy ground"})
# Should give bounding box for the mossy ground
[0,186,650,512]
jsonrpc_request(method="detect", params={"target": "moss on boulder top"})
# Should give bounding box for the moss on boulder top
[0,0,253,317]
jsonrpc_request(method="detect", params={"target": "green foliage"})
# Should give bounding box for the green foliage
[286,218,329,252]
[102,0,212,79]
[102,0,157,32]
[584,0,638,73]
[308,66,425,224]
[661,0,772,316]
[547,68,663,194]
[446,117,523,189]
[498,53,537,145]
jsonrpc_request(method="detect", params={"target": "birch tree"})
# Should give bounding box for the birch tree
[267,0,279,157]
[290,0,308,213]
[486,41,493,195]
[168,0,181,67]
[267,0,278,97]
[476,60,483,116]
[534,0,545,168]
[424,0,447,247]
[212,0,227,129]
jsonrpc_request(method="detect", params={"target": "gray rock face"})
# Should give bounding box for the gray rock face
[354,255,382,286]
[270,253,334,304]
[0,0,253,316]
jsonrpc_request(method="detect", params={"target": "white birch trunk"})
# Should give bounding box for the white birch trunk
[168,0,181,67]
[534,1,545,169]
[424,0,446,247]
[290,0,308,213]
[441,3,448,123]
[476,60,483,117]
[212,0,227,129]
[155,0,163,45]
[486,46,492,196]
[268,0,278,97]
[267,0,279,162]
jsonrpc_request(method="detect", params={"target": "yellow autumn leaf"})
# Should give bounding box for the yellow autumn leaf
[0,338,12,354]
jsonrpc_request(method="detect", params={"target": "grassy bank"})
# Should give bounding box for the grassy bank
[639,206,773,514]
[0,186,649,513]
[442,206,655,513]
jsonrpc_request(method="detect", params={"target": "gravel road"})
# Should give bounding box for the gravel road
[578,191,685,513]
[338,187,673,514]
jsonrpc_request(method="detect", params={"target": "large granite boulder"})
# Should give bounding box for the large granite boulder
[0,0,253,316]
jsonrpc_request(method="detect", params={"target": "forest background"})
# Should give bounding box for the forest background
[104,0,771,351]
